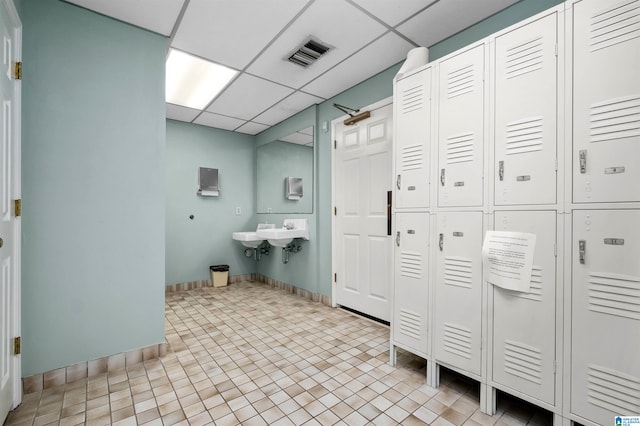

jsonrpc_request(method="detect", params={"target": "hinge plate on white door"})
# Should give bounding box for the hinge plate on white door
[14,61,21,80]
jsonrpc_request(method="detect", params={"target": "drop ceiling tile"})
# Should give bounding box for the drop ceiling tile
[280,130,313,146]
[246,0,387,89]
[353,0,438,27]
[64,0,184,36]
[397,0,519,47]
[166,103,200,122]
[235,122,271,135]
[253,92,323,126]
[303,33,414,99]
[193,112,246,131]
[172,0,311,70]
[206,74,294,121]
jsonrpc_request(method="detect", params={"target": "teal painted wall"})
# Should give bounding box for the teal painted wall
[256,142,313,214]
[165,120,256,284]
[254,107,318,291]
[22,0,166,376]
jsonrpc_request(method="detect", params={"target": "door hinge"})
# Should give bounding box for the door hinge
[334,273,337,282]
[14,337,21,355]
[14,61,21,80]
[14,199,21,217]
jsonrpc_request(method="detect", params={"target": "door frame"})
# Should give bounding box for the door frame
[6,0,22,410]
[330,96,392,308]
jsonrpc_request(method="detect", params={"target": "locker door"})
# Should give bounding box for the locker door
[438,45,485,207]
[572,210,640,424]
[434,212,483,375]
[392,212,429,355]
[492,211,556,405]
[494,12,558,205]
[394,68,431,209]
[573,0,640,203]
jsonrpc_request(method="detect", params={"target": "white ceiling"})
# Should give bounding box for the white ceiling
[64,0,519,135]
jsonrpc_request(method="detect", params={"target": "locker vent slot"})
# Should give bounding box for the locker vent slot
[588,272,640,320]
[505,117,543,155]
[512,266,544,302]
[587,364,640,414]
[447,64,475,98]
[400,252,422,279]
[446,133,475,164]
[590,0,640,52]
[443,323,472,359]
[505,36,544,79]
[503,340,543,385]
[399,309,422,339]
[401,85,425,114]
[401,145,424,171]
[443,256,473,289]
[589,95,640,142]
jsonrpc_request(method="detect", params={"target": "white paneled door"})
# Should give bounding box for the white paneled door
[334,101,393,321]
[0,0,20,423]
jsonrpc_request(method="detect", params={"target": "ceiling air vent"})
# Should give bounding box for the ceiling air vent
[287,38,331,68]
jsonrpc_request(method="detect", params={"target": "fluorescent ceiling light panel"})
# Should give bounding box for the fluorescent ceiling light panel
[166,49,237,109]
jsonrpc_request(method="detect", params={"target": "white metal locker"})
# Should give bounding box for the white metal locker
[492,211,557,405]
[438,45,485,208]
[571,210,640,424]
[572,0,640,203]
[392,212,429,356]
[434,212,483,375]
[394,68,431,209]
[494,12,558,205]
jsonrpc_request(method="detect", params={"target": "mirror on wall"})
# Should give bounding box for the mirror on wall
[257,126,313,214]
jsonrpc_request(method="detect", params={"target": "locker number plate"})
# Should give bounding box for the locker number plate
[604,238,624,245]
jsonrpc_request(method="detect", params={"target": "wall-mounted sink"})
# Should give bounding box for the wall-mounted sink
[232,223,275,248]
[256,218,309,247]
[231,231,264,248]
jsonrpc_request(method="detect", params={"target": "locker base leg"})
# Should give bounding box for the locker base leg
[480,384,496,415]
[389,343,397,367]
[426,361,439,388]
[553,414,570,426]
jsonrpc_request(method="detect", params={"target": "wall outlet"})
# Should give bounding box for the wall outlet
[235,207,241,215]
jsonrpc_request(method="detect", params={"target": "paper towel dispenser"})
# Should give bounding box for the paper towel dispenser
[197,167,219,196]
[285,177,303,200]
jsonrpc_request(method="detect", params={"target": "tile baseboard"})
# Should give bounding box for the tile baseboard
[166,274,332,307]
[22,342,167,395]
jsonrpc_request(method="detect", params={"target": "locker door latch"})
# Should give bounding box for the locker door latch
[579,150,587,174]
[579,239,586,264]
[439,233,444,251]
[396,231,401,247]
[440,169,445,186]
[498,161,504,181]
[396,174,401,190]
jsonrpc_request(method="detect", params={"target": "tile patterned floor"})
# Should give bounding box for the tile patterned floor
[4,281,552,425]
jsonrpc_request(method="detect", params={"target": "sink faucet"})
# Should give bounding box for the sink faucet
[284,222,294,230]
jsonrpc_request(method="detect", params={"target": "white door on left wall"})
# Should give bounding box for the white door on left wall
[0,0,21,423]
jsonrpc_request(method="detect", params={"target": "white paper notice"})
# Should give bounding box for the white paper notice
[482,231,536,292]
